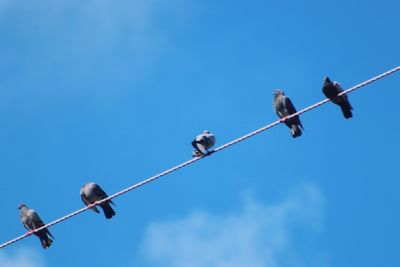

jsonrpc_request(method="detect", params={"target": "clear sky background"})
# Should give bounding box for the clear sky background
[0,1,399,266]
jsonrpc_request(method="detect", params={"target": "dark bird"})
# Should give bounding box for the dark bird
[273,89,304,138]
[322,77,353,119]
[18,204,54,249]
[191,130,216,157]
[80,182,116,219]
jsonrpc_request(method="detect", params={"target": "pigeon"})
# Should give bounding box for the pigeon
[18,204,54,249]
[322,77,353,119]
[80,182,116,219]
[191,130,216,157]
[273,89,304,138]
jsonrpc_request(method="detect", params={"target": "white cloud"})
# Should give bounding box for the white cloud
[141,183,327,267]
[3,0,193,71]
[0,248,46,267]
[0,0,196,106]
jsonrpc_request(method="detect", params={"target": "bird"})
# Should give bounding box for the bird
[191,130,216,157]
[322,77,353,119]
[80,182,116,219]
[273,89,304,138]
[18,204,54,249]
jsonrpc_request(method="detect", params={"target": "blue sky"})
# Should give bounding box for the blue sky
[0,0,399,266]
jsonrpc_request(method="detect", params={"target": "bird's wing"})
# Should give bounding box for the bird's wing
[22,219,34,231]
[285,96,303,129]
[28,210,46,229]
[82,193,101,212]
[93,184,108,200]
[333,81,344,91]
[333,81,352,103]
[284,96,298,114]
[93,184,115,205]
[80,192,91,206]
[195,134,205,142]
[207,134,216,147]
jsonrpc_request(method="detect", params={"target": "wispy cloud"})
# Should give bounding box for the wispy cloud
[0,0,196,106]
[140,183,327,267]
[0,247,46,267]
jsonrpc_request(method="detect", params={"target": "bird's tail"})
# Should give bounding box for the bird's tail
[291,125,302,138]
[39,233,53,249]
[341,106,353,119]
[101,203,116,219]
[46,228,55,240]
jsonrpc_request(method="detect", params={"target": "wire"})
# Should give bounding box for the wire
[1,66,399,250]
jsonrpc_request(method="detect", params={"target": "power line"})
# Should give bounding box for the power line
[1,66,399,250]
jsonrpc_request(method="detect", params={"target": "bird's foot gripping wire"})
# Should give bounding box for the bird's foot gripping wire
[25,231,34,237]
[87,202,98,209]
[280,117,288,123]
[192,149,214,158]
[205,150,215,156]
[192,149,203,158]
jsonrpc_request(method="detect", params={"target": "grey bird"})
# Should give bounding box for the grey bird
[80,182,116,219]
[191,130,216,157]
[322,77,353,119]
[18,204,54,249]
[273,89,304,138]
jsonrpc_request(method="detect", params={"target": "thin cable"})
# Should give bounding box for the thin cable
[1,66,399,250]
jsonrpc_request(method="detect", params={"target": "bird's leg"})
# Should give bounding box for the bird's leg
[25,231,34,236]
[205,150,215,156]
[87,202,97,209]
[192,149,203,158]
[280,116,288,122]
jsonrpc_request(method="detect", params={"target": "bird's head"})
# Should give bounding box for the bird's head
[203,130,210,134]
[273,89,284,96]
[17,204,27,210]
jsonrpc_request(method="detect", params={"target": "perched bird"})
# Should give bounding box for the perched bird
[273,89,304,138]
[322,77,353,119]
[80,182,116,219]
[18,204,54,249]
[191,130,216,156]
